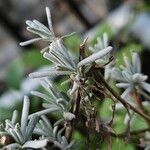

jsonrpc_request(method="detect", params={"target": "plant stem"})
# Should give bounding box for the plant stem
[65,39,87,142]
[93,69,150,123]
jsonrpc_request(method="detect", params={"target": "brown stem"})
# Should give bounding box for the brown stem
[65,39,87,142]
[132,90,150,126]
[133,91,144,111]
[65,122,73,143]
[93,69,150,123]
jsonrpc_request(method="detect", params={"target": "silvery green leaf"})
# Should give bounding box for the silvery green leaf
[46,7,54,36]
[54,119,65,127]
[61,32,76,39]
[42,103,61,110]
[123,55,132,72]
[132,52,141,73]
[21,96,30,134]
[22,139,48,149]
[56,98,68,108]
[38,120,50,134]
[38,78,59,99]
[49,51,68,67]
[33,128,44,136]
[111,52,150,100]
[61,136,68,146]
[20,38,42,46]
[33,19,51,34]
[41,115,53,131]
[116,83,130,88]
[103,33,108,48]
[43,78,66,99]
[111,68,124,81]
[121,87,133,99]
[5,120,15,130]
[20,7,55,49]
[132,73,148,82]
[27,27,51,39]
[29,70,72,78]
[141,82,150,93]
[41,46,49,54]
[89,33,108,52]
[4,143,21,149]
[25,20,39,29]
[8,128,20,143]
[122,70,131,82]
[77,46,112,68]
[29,108,60,119]
[26,20,50,36]
[25,115,39,140]
[57,127,65,143]
[49,39,76,68]
[43,52,60,64]
[50,39,70,62]
[63,112,75,121]
[31,91,55,103]
[55,64,76,72]
[11,110,18,124]
[14,124,24,144]
[53,126,58,137]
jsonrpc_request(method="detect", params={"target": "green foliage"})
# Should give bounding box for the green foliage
[5,59,24,89]
[22,49,50,68]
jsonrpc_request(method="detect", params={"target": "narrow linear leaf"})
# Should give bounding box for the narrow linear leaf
[21,96,30,134]
[29,108,60,119]
[25,115,38,140]
[20,38,42,46]
[29,70,72,78]
[77,46,112,68]
[22,139,48,149]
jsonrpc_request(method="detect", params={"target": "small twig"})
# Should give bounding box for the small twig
[124,111,134,141]
[79,37,88,61]
[108,102,116,126]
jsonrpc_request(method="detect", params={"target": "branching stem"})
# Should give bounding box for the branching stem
[93,69,150,123]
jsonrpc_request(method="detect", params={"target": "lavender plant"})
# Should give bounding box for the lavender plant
[0,7,150,150]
